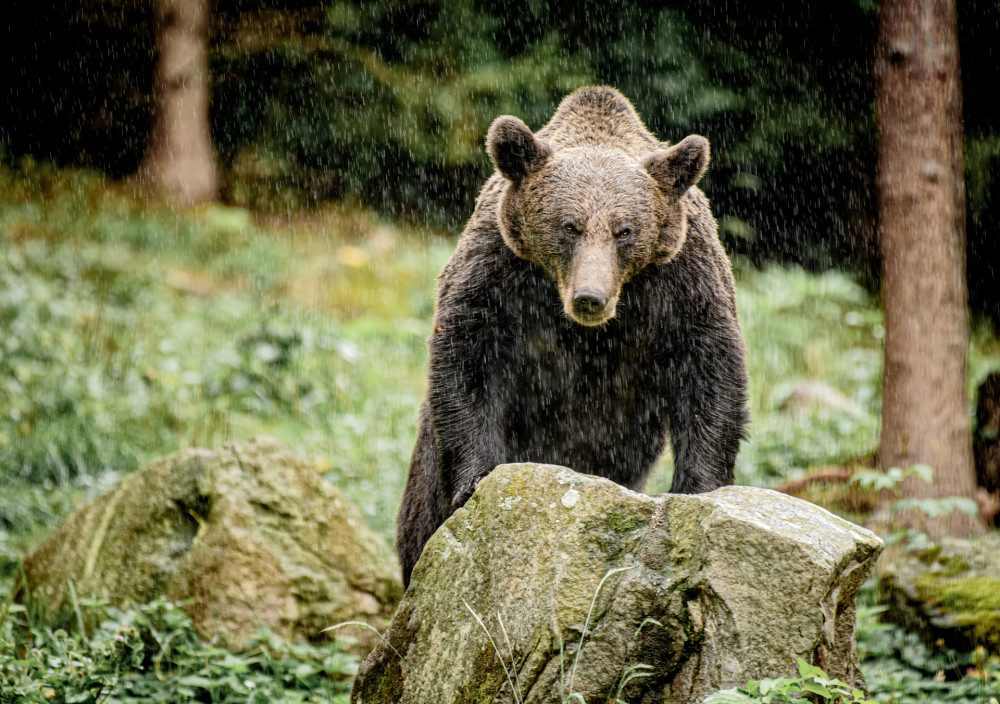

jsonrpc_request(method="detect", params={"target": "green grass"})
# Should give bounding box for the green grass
[0,162,452,548]
[1,161,999,702]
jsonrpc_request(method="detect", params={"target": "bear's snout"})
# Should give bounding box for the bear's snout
[572,288,607,315]
[565,285,617,327]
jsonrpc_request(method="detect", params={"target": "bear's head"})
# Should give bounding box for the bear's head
[487,115,709,327]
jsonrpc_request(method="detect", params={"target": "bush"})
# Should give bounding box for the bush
[0,596,357,703]
[702,659,877,704]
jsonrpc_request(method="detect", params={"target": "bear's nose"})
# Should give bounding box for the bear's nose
[573,289,607,315]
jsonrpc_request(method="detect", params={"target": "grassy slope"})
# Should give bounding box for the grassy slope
[2,163,999,700]
[3,162,1000,543]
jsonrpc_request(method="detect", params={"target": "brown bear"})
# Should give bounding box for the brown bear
[397,86,749,586]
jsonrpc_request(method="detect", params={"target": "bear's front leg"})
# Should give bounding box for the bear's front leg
[427,317,510,512]
[664,316,749,494]
[396,317,509,586]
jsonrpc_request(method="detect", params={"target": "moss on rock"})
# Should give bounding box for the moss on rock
[880,534,1000,655]
[20,437,402,655]
[606,511,647,532]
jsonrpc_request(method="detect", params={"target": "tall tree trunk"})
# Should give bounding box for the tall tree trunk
[875,0,982,538]
[138,0,219,204]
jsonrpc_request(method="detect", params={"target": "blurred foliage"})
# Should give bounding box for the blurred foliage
[0,162,450,548]
[1,160,999,702]
[732,269,883,486]
[0,595,356,703]
[2,162,997,546]
[2,0,998,319]
[857,580,1000,703]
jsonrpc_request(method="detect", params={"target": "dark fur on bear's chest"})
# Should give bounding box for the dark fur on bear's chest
[494,263,670,488]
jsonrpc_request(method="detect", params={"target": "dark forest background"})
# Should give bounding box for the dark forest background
[2,0,998,319]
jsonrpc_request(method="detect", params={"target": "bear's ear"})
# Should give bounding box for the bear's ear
[486,116,552,183]
[642,135,710,198]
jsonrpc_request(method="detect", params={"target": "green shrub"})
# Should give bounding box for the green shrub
[858,615,1000,703]
[0,597,358,703]
[702,659,877,704]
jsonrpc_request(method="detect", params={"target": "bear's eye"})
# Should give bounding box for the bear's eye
[616,228,632,241]
[562,222,579,236]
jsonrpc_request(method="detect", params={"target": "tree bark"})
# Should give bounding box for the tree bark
[875,0,982,538]
[138,0,219,204]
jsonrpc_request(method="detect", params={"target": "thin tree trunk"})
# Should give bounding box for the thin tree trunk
[138,0,219,204]
[875,0,982,538]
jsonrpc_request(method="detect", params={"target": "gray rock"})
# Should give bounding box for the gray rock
[879,534,1000,654]
[779,380,864,418]
[21,437,402,655]
[352,463,882,704]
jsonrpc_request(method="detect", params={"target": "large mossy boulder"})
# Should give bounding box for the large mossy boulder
[879,533,1000,654]
[21,437,402,654]
[352,464,883,704]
